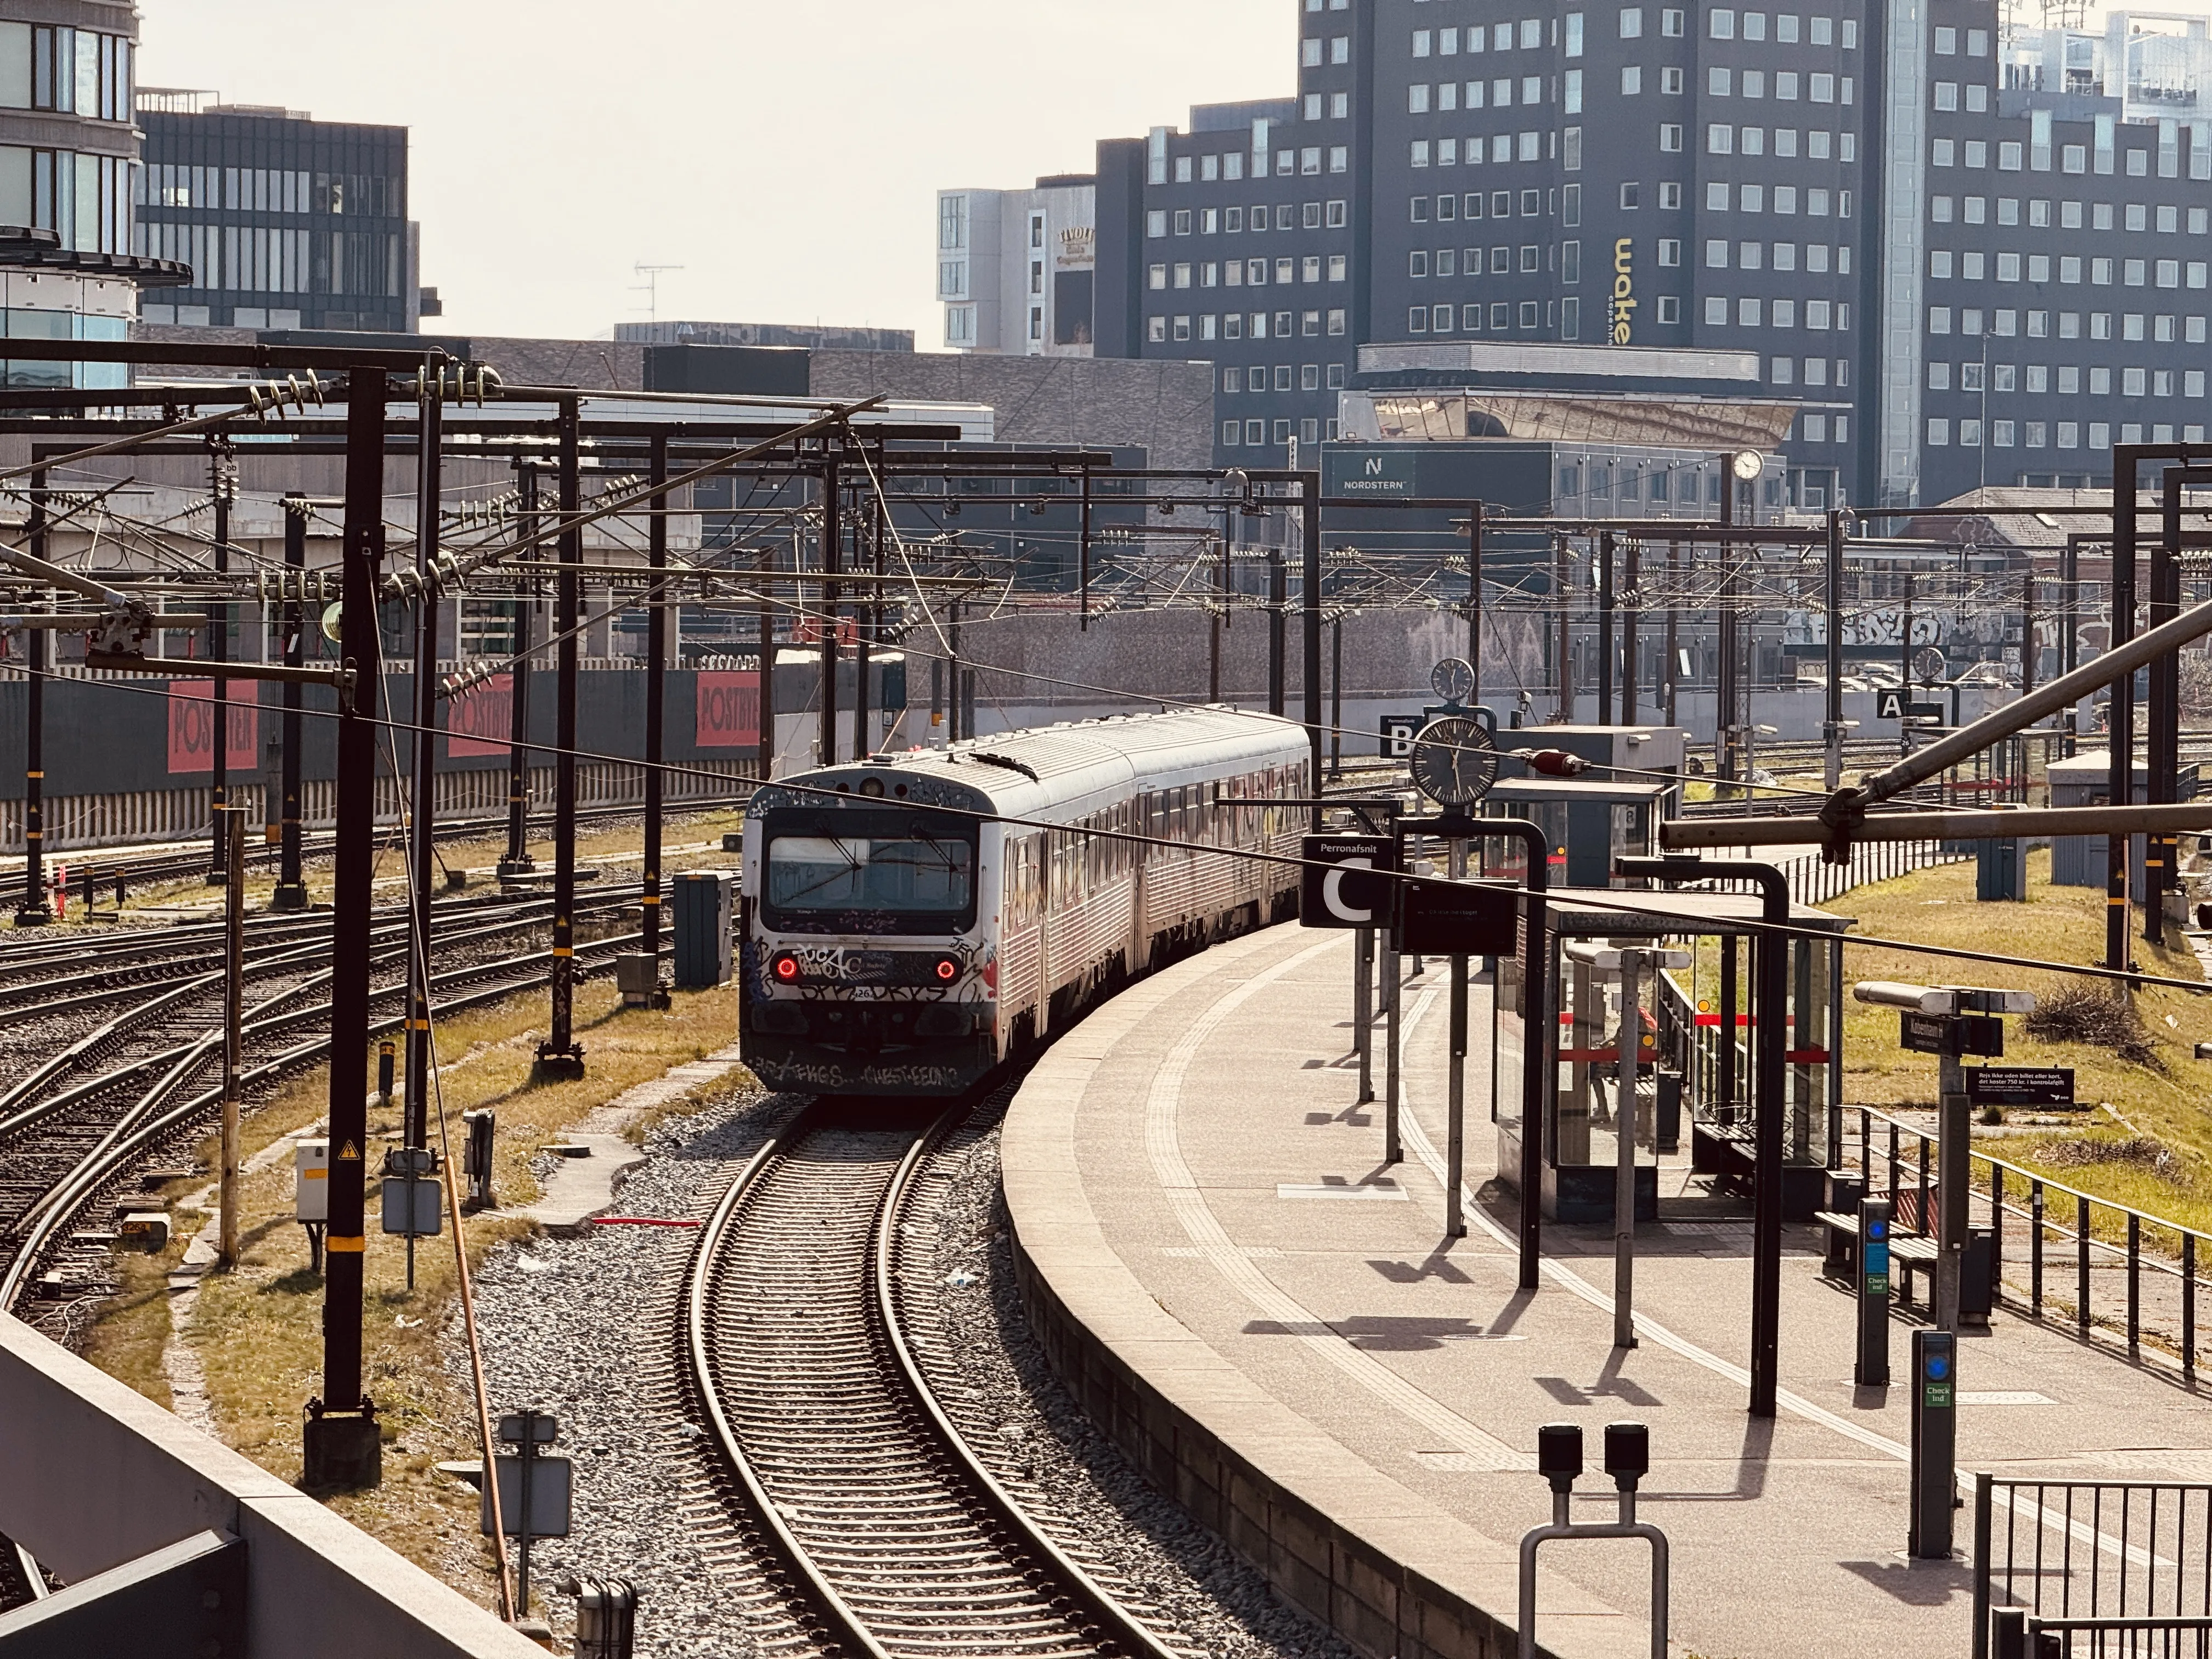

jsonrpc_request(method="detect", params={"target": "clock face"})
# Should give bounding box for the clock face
[1731,449,1765,481]
[1430,656,1476,705]
[1409,715,1498,807]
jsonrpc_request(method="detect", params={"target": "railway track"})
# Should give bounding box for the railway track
[0,883,644,1319]
[681,1098,1186,1659]
[7,794,751,893]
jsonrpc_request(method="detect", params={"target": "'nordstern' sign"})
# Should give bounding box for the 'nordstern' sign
[1610,238,1636,345]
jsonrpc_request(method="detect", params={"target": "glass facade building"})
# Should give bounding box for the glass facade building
[979,0,2212,503]
[134,95,416,334]
[0,5,185,390]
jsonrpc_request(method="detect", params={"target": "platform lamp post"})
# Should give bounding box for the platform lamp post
[15,466,50,927]
[1620,854,1791,1418]
[304,365,390,1491]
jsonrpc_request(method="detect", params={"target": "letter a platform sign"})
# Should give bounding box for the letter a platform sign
[1300,835,1396,929]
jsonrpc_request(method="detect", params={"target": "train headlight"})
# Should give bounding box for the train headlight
[934,956,960,983]
[771,952,803,985]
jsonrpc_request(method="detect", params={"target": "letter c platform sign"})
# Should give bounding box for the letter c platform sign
[1300,835,1397,929]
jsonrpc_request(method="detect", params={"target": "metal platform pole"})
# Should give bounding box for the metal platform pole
[2108,445,2138,972]
[1301,472,1323,818]
[1823,510,1846,791]
[1268,550,1286,718]
[271,496,308,911]
[540,399,584,1076]
[218,805,245,1268]
[1598,531,1616,723]
[854,482,875,755]
[15,467,48,927]
[757,574,776,781]
[404,370,442,1154]
[207,439,233,886]
[1621,533,1641,726]
[303,365,387,1491]
[642,434,668,972]
[1469,502,1485,710]
[499,465,538,879]
[819,453,841,768]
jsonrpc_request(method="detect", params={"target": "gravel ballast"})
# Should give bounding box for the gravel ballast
[459,1084,1353,1658]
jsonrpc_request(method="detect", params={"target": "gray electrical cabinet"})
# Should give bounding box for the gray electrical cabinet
[2048,752,2195,890]
[673,871,737,989]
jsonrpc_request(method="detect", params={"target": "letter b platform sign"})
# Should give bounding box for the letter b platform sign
[1300,835,1395,929]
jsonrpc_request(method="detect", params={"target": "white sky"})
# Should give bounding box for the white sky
[136,1,1296,346]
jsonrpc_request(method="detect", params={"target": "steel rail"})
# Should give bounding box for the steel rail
[682,1122,888,1659]
[0,928,639,1310]
[873,1114,1183,1659]
[682,1101,1181,1659]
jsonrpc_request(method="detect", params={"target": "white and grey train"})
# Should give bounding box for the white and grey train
[739,707,1312,1096]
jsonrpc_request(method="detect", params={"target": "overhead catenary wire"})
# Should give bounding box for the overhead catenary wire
[22,658,2211,998]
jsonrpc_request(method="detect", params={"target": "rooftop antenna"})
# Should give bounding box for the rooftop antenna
[632,263,684,326]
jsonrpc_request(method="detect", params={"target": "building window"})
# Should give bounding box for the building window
[1409,306,1429,332]
[1222,420,1243,447]
[1927,418,1950,446]
[1147,317,1167,343]
[1328,308,1348,335]
[1149,264,1167,290]
[1246,419,1266,445]
[1657,294,1680,323]
[1147,210,1167,238]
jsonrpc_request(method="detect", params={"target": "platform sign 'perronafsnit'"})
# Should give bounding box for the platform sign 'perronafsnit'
[1299,835,1395,928]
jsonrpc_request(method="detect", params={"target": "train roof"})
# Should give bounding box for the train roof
[749,706,1311,823]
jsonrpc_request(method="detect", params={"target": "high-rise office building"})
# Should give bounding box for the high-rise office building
[133,92,421,334]
[951,0,2212,506]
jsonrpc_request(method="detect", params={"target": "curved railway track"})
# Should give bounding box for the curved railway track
[8,794,751,892]
[681,1099,1186,1659]
[0,883,644,1317]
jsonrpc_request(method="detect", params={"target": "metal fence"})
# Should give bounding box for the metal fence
[1976,1475,2212,1658]
[1846,1105,2208,1374]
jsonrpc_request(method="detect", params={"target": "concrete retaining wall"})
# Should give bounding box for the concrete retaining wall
[0,1314,543,1658]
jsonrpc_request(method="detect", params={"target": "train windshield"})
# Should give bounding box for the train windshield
[763,821,976,930]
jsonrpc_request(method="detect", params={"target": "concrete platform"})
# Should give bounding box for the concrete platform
[1003,923,2212,1659]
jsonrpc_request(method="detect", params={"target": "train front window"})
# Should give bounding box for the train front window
[765,831,975,926]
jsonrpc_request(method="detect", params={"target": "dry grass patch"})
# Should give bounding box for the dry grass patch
[1832,848,2212,1232]
[80,975,747,1613]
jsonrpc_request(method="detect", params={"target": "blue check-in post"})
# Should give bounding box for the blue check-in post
[1855,1197,1892,1387]
[1909,1329,1959,1559]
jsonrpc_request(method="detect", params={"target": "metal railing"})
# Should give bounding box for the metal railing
[1768,837,1974,907]
[1976,1474,2212,1659]
[1846,1104,2208,1374]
